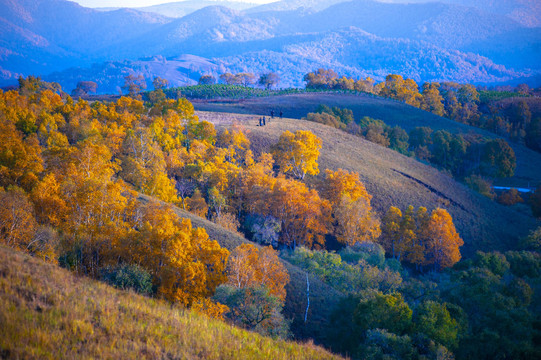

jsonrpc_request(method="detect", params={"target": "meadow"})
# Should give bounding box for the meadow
[0,245,343,360]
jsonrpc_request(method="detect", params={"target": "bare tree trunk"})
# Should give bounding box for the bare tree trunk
[304,273,310,323]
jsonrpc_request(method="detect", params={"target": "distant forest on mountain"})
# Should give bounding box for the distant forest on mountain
[1,0,540,90]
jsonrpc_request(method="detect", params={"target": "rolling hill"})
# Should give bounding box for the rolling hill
[135,0,258,18]
[0,245,342,359]
[1,0,539,89]
[0,0,171,80]
[190,104,540,255]
[190,92,541,187]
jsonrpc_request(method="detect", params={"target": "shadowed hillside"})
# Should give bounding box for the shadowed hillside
[0,245,343,359]
[193,110,540,256]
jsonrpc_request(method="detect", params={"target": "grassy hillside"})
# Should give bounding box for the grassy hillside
[138,194,343,342]
[192,92,541,188]
[0,246,343,360]
[194,111,539,256]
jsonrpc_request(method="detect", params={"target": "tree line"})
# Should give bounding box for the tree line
[303,69,541,154]
[304,105,522,201]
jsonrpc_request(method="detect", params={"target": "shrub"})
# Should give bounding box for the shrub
[496,188,523,205]
[464,175,495,199]
[339,242,385,267]
[212,212,241,234]
[214,285,290,339]
[520,226,541,252]
[100,264,153,295]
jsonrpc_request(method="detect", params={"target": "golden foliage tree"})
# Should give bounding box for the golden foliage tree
[380,74,422,107]
[0,113,43,191]
[381,206,404,259]
[334,195,381,246]
[425,208,463,270]
[227,243,289,301]
[321,169,380,245]
[129,202,229,307]
[217,127,251,165]
[30,173,68,227]
[269,176,331,249]
[187,189,208,218]
[272,130,322,180]
[0,186,37,251]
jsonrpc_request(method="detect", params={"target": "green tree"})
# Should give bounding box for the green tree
[414,301,460,350]
[214,285,290,339]
[259,72,280,89]
[354,292,413,335]
[481,139,516,178]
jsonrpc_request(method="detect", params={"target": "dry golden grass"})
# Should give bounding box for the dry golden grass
[194,111,539,256]
[192,93,541,189]
[0,246,344,360]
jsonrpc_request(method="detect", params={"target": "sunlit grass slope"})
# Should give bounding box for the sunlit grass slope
[192,92,541,188]
[194,111,539,256]
[138,194,343,342]
[0,246,344,360]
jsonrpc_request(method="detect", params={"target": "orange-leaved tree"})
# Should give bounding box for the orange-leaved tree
[0,110,43,191]
[425,208,463,270]
[321,169,380,245]
[128,201,229,311]
[381,206,411,261]
[269,176,331,249]
[227,243,289,301]
[0,186,37,251]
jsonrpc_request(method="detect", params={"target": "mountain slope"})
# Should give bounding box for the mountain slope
[192,105,540,255]
[191,93,541,188]
[44,27,524,92]
[0,0,172,78]
[136,0,258,18]
[296,0,521,48]
[1,0,539,87]
[137,193,343,342]
[0,246,342,359]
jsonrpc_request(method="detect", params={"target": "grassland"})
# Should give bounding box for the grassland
[192,92,541,189]
[194,111,540,257]
[0,246,344,360]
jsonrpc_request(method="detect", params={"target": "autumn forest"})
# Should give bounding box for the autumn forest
[0,70,540,359]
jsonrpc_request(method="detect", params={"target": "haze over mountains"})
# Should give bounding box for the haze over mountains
[1,0,539,92]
